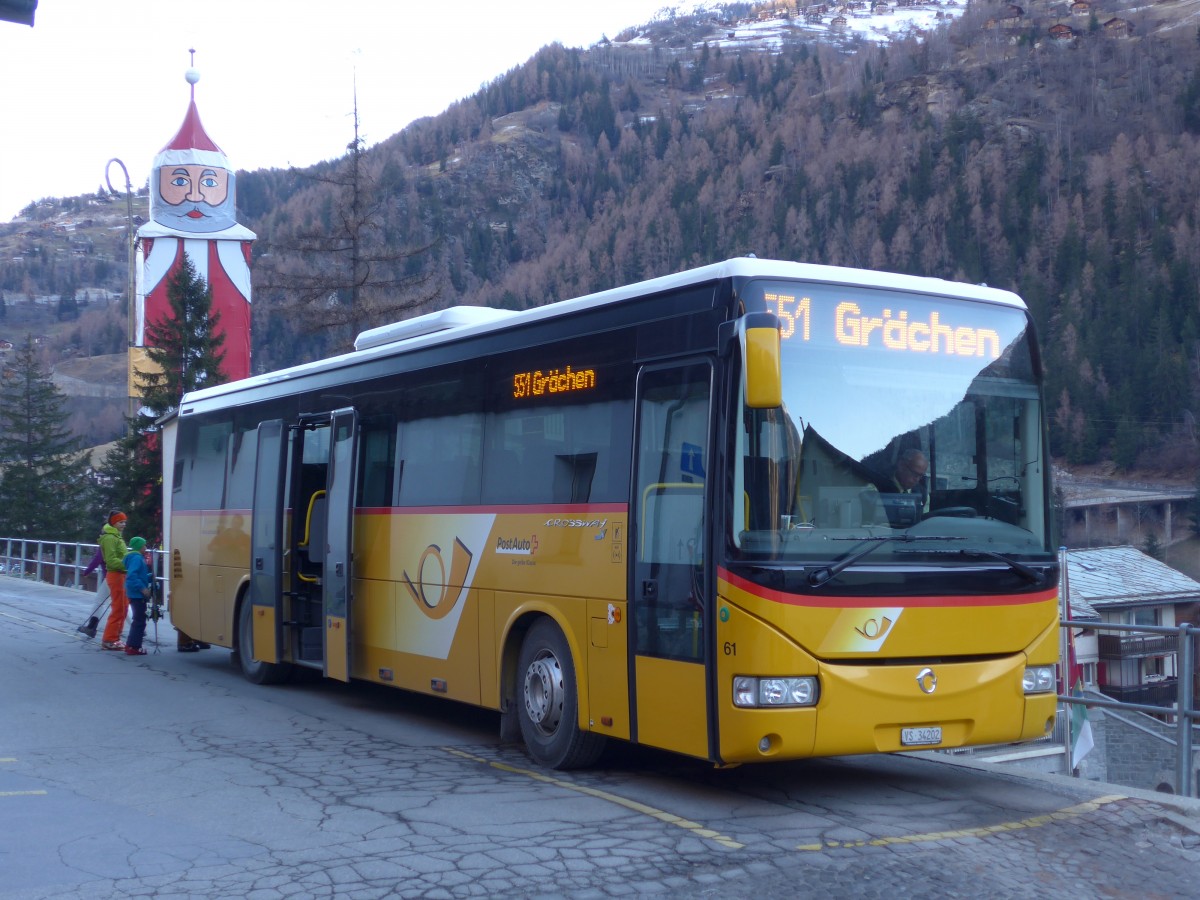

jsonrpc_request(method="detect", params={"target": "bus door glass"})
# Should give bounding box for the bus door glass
[249,419,286,663]
[323,407,359,682]
[631,363,712,760]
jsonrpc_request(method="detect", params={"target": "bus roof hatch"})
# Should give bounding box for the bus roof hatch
[354,306,516,352]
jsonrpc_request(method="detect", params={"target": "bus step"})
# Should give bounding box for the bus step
[300,627,323,661]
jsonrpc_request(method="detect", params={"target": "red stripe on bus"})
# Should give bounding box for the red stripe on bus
[172,508,252,516]
[356,503,627,516]
[718,566,1056,608]
[175,504,627,516]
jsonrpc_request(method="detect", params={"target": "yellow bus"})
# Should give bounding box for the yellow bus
[163,257,1059,768]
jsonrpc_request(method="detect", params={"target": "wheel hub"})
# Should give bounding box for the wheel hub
[523,650,564,736]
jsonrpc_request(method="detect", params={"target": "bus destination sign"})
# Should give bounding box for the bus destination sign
[765,292,1003,360]
[513,365,597,400]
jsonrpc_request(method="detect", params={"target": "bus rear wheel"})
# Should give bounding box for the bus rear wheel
[517,618,606,770]
[235,597,292,685]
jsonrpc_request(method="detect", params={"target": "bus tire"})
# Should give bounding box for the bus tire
[516,618,606,770]
[236,597,292,685]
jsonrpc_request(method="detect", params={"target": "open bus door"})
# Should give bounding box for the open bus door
[322,407,358,682]
[630,363,713,760]
[249,419,287,664]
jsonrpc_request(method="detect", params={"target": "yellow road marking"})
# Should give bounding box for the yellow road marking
[797,794,1128,851]
[444,747,744,849]
[0,608,83,639]
[1,755,46,797]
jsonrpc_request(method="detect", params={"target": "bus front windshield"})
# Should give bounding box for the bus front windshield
[731,280,1052,581]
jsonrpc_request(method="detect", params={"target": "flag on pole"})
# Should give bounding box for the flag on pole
[1070,679,1094,770]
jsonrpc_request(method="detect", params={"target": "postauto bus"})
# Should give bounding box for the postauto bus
[162,258,1059,768]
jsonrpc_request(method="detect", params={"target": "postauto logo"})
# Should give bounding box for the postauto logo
[495,534,538,556]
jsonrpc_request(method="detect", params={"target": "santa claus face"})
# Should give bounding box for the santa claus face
[152,162,237,233]
[160,164,228,206]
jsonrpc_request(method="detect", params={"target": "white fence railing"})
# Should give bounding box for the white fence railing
[0,538,166,592]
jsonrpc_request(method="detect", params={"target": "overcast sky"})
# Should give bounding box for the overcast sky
[0,1,680,221]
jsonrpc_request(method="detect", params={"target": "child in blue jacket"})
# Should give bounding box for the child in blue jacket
[123,537,152,656]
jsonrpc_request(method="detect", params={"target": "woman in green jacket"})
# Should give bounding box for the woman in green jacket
[98,510,129,650]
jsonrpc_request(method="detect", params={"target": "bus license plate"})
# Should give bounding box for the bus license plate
[901,726,942,746]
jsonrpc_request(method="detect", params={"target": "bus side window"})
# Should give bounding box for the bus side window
[357,419,395,508]
[226,426,259,510]
[193,419,233,508]
[395,412,483,507]
[483,340,633,507]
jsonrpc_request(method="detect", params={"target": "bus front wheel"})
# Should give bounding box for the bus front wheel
[235,598,292,685]
[517,618,605,770]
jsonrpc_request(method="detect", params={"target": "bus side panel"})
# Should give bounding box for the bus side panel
[633,657,708,757]
[171,511,253,649]
[586,598,630,740]
[201,510,252,647]
[168,512,204,643]
[351,577,483,705]
[356,509,626,712]
[353,512,489,704]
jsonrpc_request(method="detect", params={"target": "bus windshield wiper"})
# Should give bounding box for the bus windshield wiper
[807,534,964,588]
[890,546,1047,585]
[954,548,1046,585]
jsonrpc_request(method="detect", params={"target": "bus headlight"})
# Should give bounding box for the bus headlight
[1022,666,1055,694]
[733,676,819,708]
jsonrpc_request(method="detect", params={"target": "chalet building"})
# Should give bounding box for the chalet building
[1048,23,1076,41]
[1065,546,1200,707]
[1103,17,1133,38]
[1070,0,1090,16]
[831,14,848,28]
[1059,546,1200,795]
[987,6,1023,29]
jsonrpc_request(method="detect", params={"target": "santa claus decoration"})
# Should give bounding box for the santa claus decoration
[135,57,255,383]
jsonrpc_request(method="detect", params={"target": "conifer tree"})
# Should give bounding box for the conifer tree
[138,254,226,413]
[256,89,436,347]
[0,336,92,540]
[1143,533,1163,561]
[98,257,226,542]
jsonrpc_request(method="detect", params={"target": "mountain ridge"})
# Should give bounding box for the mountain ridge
[4,0,1200,482]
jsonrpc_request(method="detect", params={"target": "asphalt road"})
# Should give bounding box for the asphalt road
[2,576,1199,899]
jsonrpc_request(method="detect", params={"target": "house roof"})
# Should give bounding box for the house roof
[1065,546,1200,613]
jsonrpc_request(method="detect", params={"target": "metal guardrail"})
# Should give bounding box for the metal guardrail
[0,537,166,593]
[1062,618,1198,798]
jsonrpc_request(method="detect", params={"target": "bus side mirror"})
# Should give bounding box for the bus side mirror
[740,312,782,409]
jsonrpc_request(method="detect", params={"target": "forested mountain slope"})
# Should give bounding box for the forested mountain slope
[5,1,1200,474]
[243,0,1200,473]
